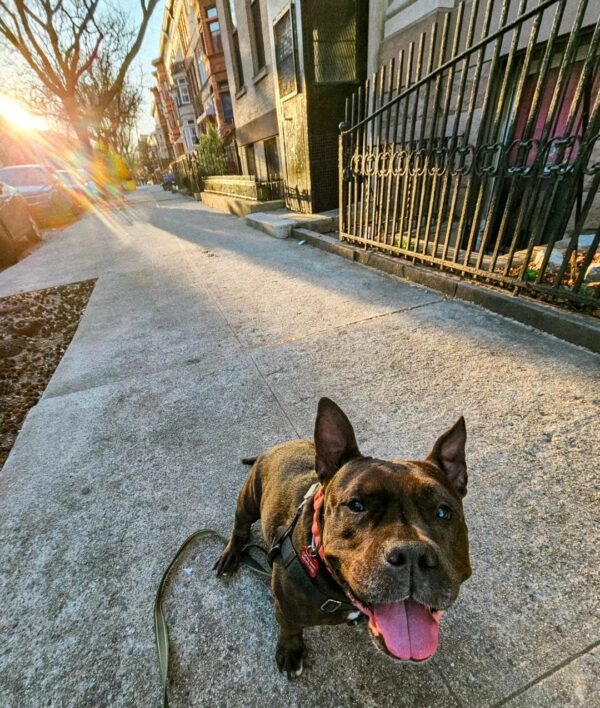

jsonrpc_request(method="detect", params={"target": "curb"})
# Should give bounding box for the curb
[293,228,600,355]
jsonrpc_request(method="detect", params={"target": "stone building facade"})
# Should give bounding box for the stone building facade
[217,0,282,182]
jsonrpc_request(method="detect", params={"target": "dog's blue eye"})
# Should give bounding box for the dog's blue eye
[348,500,366,513]
[436,505,452,520]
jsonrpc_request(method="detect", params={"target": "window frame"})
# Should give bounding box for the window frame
[220,88,234,124]
[306,0,360,86]
[208,19,223,54]
[273,5,299,102]
[248,0,267,76]
[225,0,245,93]
[245,143,257,176]
[175,76,191,106]
[263,136,281,181]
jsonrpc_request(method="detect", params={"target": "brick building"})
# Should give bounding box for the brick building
[150,87,174,162]
[193,0,235,139]
[151,54,184,157]
[151,0,235,158]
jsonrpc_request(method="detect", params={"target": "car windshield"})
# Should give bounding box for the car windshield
[0,166,50,187]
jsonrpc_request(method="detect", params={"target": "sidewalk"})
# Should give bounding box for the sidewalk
[0,186,597,707]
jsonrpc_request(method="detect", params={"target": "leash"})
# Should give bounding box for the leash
[154,484,355,706]
[154,528,272,708]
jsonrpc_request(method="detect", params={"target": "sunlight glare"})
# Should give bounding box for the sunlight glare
[0,93,49,131]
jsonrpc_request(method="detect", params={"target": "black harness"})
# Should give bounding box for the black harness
[266,483,355,615]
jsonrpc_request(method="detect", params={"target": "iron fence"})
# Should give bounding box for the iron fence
[170,139,241,193]
[339,0,600,310]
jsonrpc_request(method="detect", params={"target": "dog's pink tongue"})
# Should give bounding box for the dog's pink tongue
[373,599,440,661]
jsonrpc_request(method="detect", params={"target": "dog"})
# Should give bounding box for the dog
[215,397,471,677]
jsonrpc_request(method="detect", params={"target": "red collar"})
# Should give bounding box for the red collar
[309,485,373,620]
[310,486,327,563]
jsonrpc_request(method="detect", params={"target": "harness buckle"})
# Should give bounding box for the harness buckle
[320,599,342,613]
[305,543,320,558]
[267,543,281,567]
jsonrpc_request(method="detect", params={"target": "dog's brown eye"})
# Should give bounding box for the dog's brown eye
[436,504,452,520]
[348,499,366,513]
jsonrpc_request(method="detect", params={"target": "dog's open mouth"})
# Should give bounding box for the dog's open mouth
[368,599,444,662]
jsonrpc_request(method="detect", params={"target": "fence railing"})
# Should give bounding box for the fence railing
[339,0,600,310]
[170,138,241,194]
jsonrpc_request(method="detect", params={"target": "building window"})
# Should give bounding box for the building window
[206,6,218,18]
[221,90,234,124]
[178,12,189,51]
[264,137,281,180]
[307,0,357,83]
[245,144,257,176]
[176,77,191,105]
[274,8,298,99]
[186,119,199,147]
[196,49,208,84]
[250,0,266,73]
[228,0,237,27]
[209,20,223,53]
[226,0,244,91]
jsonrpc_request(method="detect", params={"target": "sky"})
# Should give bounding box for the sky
[134,0,165,137]
[0,0,165,139]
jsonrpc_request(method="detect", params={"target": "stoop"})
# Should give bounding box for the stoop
[244,209,337,239]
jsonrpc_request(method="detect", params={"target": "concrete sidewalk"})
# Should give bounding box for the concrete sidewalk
[0,186,597,707]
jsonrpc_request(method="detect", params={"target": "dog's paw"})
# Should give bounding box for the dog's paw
[213,542,241,578]
[276,640,306,680]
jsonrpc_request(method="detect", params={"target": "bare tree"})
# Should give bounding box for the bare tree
[0,0,159,149]
[77,11,144,157]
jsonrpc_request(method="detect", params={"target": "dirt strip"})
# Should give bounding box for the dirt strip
[0,280,95,468]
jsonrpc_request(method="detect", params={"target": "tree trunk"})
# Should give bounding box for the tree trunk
[62,96,92,154]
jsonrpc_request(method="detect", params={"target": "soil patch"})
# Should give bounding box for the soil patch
[0,280,95,468]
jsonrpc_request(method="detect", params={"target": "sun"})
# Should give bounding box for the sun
[0,93,49,131]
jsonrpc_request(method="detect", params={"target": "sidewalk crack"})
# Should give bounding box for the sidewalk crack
[202,286,301,438]
[252,297,443,352]
[492,640,600,707]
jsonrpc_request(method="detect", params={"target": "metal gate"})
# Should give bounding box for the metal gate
[338,0,600,310]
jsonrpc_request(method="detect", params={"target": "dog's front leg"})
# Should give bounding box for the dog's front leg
[214,464,261,577]
[274,600,306,679]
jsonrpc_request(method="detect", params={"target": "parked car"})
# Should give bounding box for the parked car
[0,164,74,225]
[0,181,41,268]
[56,169,101,212]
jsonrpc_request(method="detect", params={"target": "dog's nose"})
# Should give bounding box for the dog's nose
[386,543,438,570]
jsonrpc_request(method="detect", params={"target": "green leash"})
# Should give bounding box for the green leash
[154,529,272,708]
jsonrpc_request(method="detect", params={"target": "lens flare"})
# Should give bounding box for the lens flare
[0,93,49,132]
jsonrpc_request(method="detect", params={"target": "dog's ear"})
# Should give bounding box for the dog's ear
[314,398,361,483]
[427,417,467,497]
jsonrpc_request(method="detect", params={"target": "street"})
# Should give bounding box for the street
[0,186,598,707]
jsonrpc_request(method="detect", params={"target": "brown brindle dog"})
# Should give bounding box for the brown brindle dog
[215,397,471,677]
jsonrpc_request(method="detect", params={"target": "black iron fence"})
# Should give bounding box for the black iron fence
[339,0,600,310]
[171,138,241,194]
